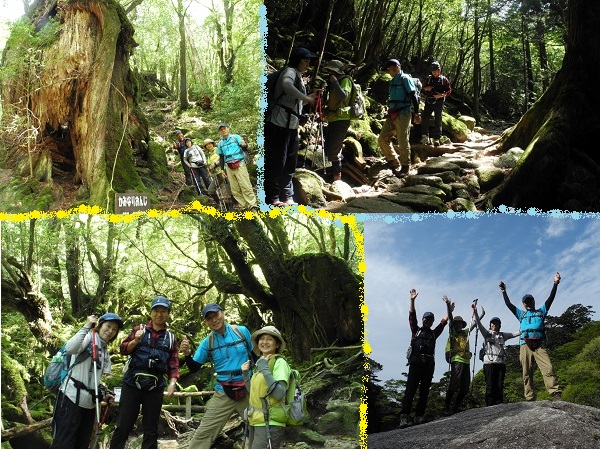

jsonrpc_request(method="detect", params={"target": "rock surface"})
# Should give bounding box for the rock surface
[368,401,600,449]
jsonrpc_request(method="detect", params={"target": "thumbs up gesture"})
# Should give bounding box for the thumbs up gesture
[180,335,191,356]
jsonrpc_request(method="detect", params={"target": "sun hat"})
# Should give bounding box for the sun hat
[251,325,286,356]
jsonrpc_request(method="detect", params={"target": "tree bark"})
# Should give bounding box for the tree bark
[486,0,600,211]
[0,0,152,210]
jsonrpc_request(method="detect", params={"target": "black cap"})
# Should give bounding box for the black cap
[291,47,317,59]
[431,61,441,70]
[381,59,400,70]
[522,294,535,303]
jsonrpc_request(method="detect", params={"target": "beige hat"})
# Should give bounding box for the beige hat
[203,138,215,148]
[322,60,345,76]
[251,325,286,356]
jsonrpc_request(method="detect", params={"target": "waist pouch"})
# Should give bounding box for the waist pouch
[388,109,400,121]
[219,380,246,401]
[134,373,159,391]
[226,160,241,170]
[524,338,542,350]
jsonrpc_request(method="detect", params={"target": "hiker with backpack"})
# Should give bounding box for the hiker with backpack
[216,123,258,212]
[50,313,123,449]
[241,325,291,449]
[322,59,362,182]
[173,129,193,185]
[109,296,180,449]
[399,289,448,428]
[420,61,452,147]
[181,303,255,449]
[205,138,233,207]
[378,59,421,178]
[472,305,520,406]
[499,272,563,401]
[264,47,319,207]
[443,295,483,415]
[183,137,211,196]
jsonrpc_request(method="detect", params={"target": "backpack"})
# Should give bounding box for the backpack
[394,73,421,112]
[343,77,366,120]
[478,340,486,362]
[406,328,436,361]
[264,68,302,122]
[267,356,308,426]
[207,324,254,365]
[43,343,91,393]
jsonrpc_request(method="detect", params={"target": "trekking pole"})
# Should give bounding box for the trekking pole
[315,90,327,174]
[470,298,479,393]
[91,328,101,425]
[189,166,203,196]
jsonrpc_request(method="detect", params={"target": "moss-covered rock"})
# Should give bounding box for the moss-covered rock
[0,177,55,212]
[443,113,470,142]
[476,166,505,192]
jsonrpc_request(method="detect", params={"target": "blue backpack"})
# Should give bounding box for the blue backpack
[43,344,91,393]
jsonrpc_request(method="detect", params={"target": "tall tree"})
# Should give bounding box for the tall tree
[174,0,191,109]
[486,0,600,210]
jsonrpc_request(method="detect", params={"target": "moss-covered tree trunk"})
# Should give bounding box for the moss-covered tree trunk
[486,0,600,211]
[1,0,151,211]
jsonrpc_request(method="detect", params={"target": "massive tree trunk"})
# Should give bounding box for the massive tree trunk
[1,0,152,211]
[484,0,600,211]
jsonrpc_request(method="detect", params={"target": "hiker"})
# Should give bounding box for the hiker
[472,305,520,406]
[205,138,233,203]
[241,325,291,449]
[499,272,563,401]
[264,46,319,207]
[378,59,421,177]
[443,295,483,415]
[420,61,452,146]
[399,289,448,428]
[50,313,123,449]
[322,59,352,181]
[181,303,255,449]
[183,137,210,195]
[216,123,258,212]
[109,296,180,449]
[173,129,192,185]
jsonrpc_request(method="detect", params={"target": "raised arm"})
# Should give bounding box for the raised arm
[545,272,561,311]
[471,304,489,337]
[409,289,418,313]
[499,281,516,315]
[442,295,455,321]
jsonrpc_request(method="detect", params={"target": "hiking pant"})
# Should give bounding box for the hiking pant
[377,112,411,167]
[225,161,257,210]
[401,362,435,417]
[324,119,350,174]
[190,165,211,194]
[248,424,286,449]
[179,152,193,185]
[49,391,95,449]
[519,344,561,400]
[483,363,506,405]
[445,361,470,411]
[422,99,444,140]
[188,391,249,449]
[109,383,163,449]
[264,121,298,203]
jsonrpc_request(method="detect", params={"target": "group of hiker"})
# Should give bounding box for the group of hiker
[400,272,563,428]
[263,47,452,206]
[172,124,258,212]
[49,298,292,449]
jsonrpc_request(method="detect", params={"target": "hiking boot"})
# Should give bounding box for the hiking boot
[439,135,451,145]
[414,416,425,425]
[552,392,563,401]
[420,135,430,145]
[399,415,411,429]
[432,139,440,147]
[281,198,298,206]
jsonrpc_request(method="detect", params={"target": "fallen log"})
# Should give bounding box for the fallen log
[1,418,52,442]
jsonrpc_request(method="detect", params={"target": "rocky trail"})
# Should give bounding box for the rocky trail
[295,124,516,214]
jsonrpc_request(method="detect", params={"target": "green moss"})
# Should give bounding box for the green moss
[0,177,54,212]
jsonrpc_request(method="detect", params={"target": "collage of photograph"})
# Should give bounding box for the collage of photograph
[0,0,599,449]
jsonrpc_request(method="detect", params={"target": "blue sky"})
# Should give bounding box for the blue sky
[364,214,600,383]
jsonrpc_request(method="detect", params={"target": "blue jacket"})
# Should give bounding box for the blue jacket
[192,323,253,393]
[388,71,418,114]
[217,134,245,163]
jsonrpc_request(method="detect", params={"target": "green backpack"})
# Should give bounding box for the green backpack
[343,76,366,120]
[267,356,309,426]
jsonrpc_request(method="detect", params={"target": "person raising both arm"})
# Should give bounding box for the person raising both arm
[499,272,562,401]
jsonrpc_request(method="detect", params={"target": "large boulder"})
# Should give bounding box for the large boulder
[368,401,600,449]
[293,169,327,207]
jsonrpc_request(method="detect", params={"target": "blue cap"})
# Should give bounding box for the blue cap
[99,312,124,329]
[175,129,182,134]
[291,47,317,59]
[422,312,434,319]
[202,303,223,318]
[490,317,501,324]
[218,122,229,130]
[151,295,171,309]
[381,59,401,70]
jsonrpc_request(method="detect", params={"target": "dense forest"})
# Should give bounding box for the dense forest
[0,213,364,447]
[0,0,262,213]
[366,304,600,433]
[264,0,600,212]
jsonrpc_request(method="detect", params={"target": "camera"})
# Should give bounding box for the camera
[147,357,166,371]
